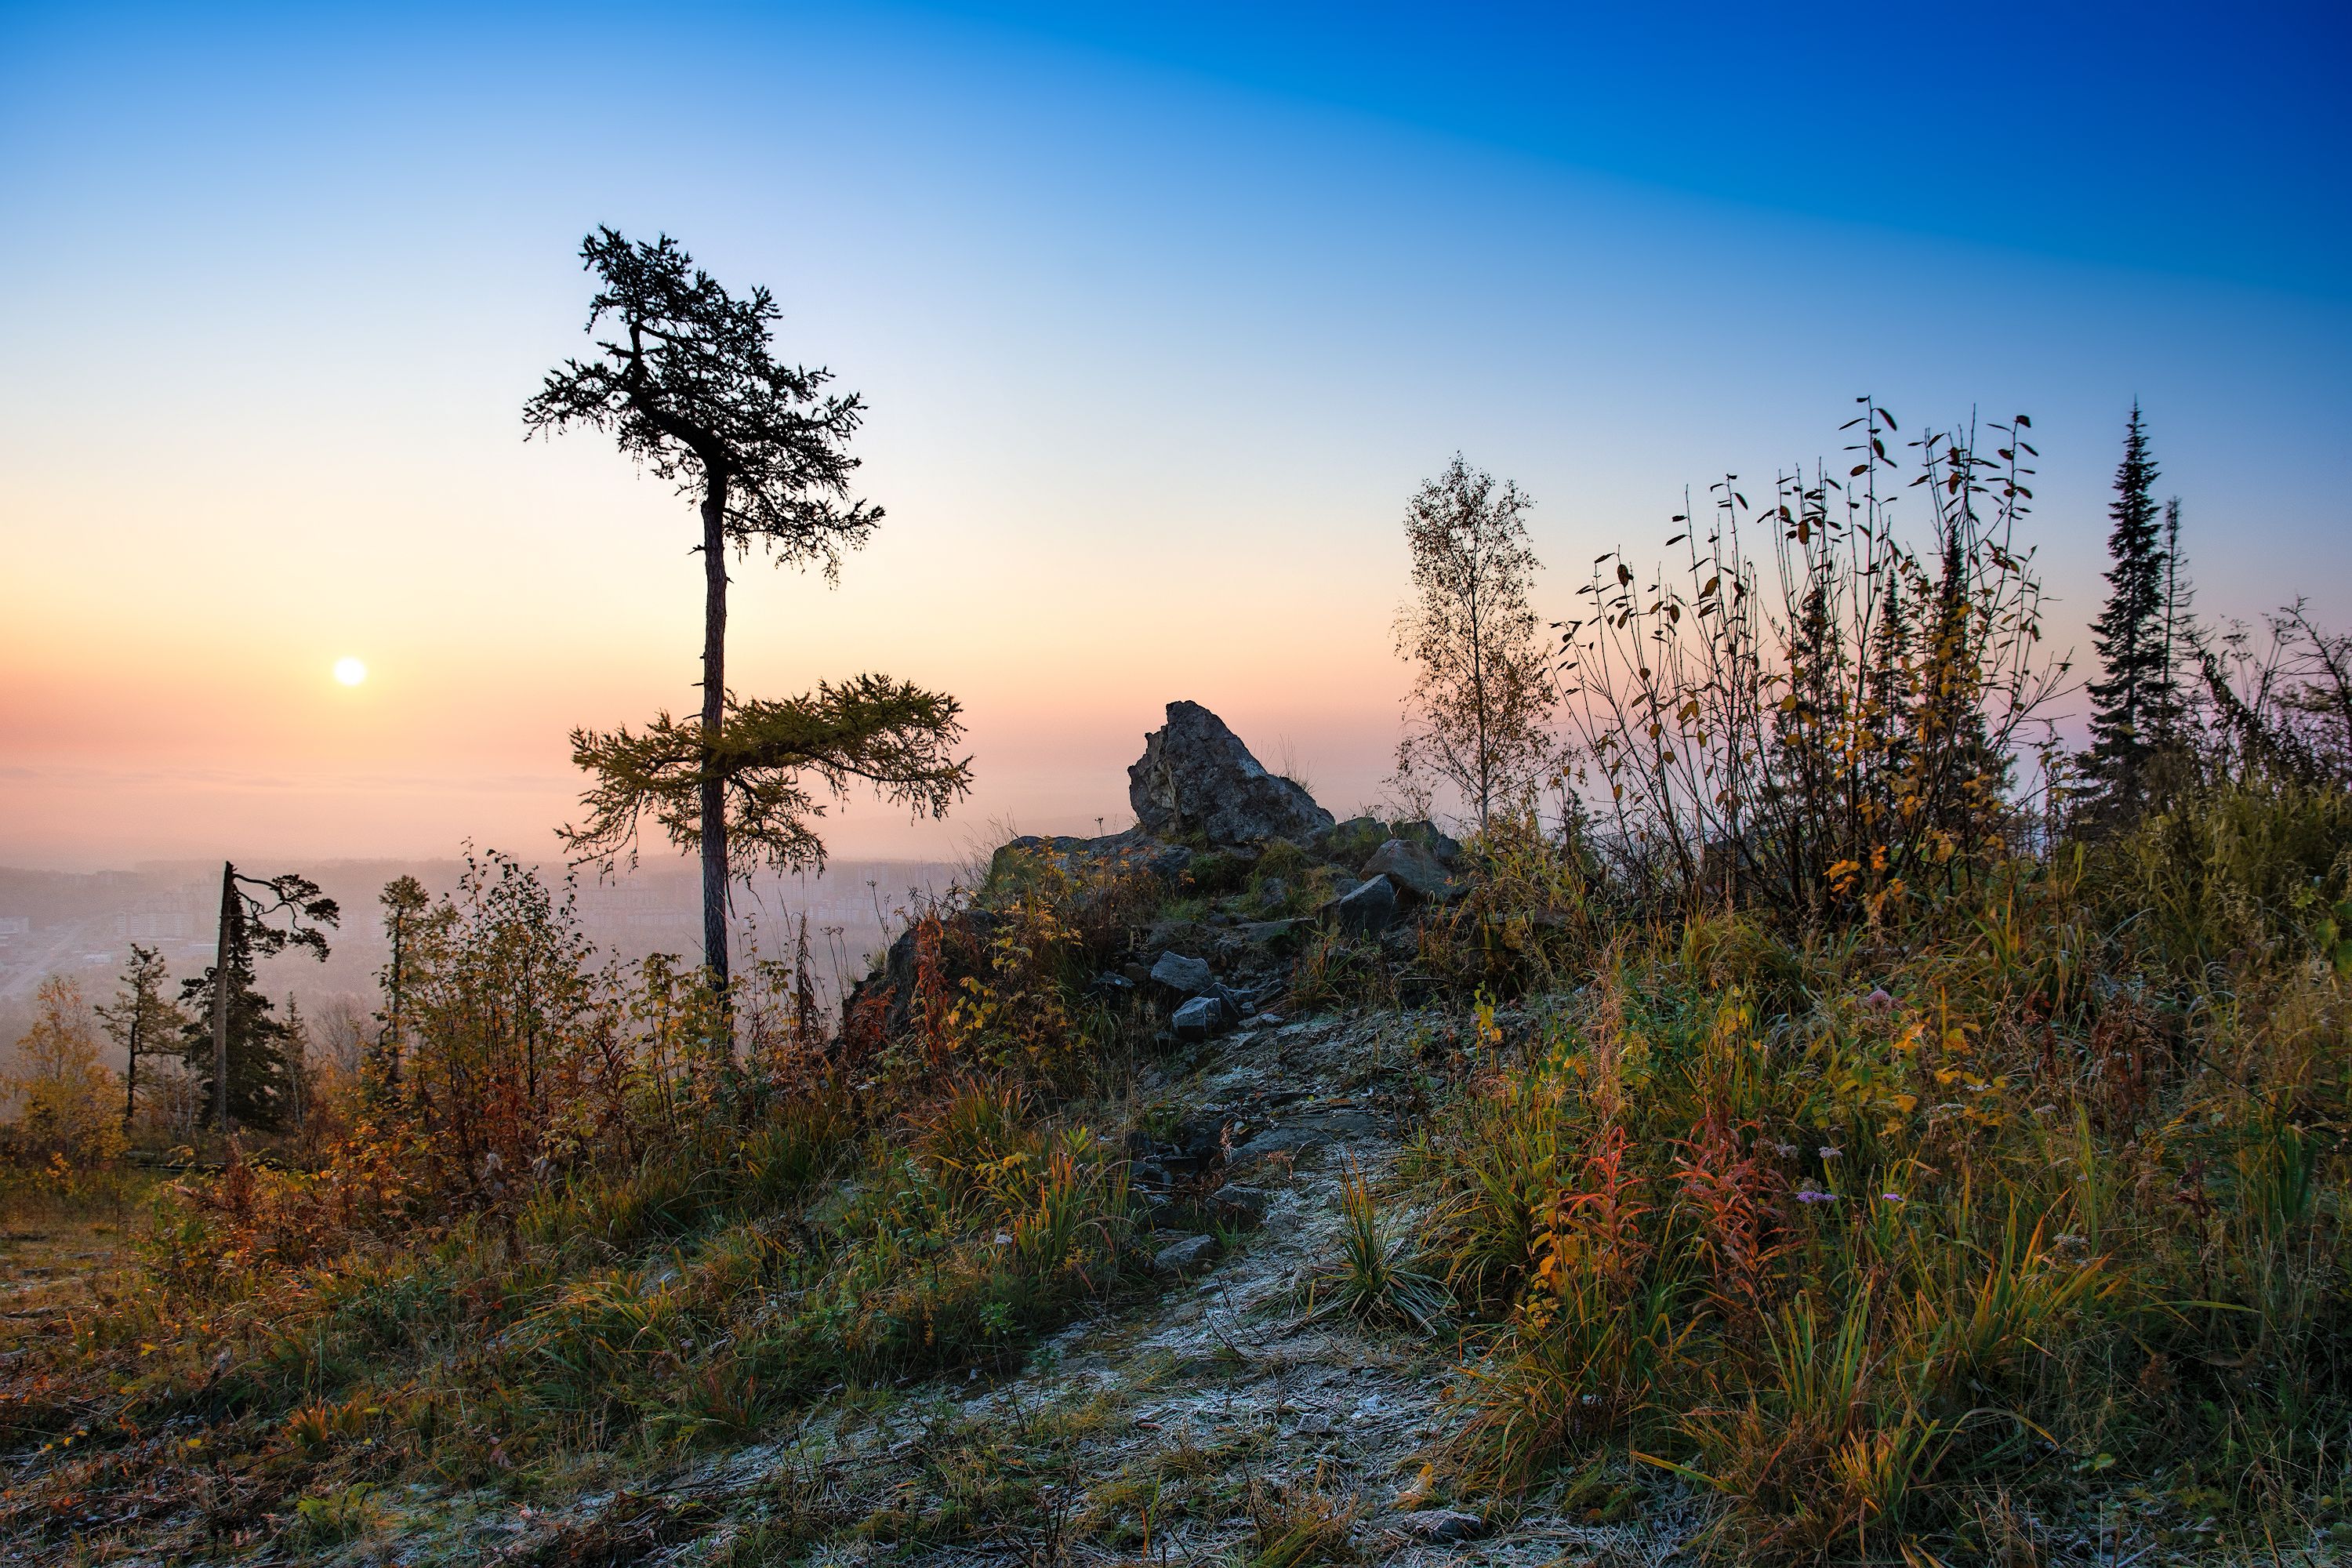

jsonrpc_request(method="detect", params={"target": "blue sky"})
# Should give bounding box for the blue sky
[2,2,2347,864]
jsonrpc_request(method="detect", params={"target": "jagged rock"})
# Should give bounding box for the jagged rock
[1152,1233,1219,1275]
[1171,995,1228,1041]
[1328,876,1398,936]
[1363,838,1465,904]
[1150,951,1216,996]
[1397,1509,1486,1543]
[1128,700,1336,846]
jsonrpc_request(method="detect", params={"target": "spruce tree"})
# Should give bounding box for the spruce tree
[2083,404,2169,814]
[178,922,296,1134]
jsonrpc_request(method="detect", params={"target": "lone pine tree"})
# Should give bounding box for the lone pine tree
[528,229,969,997]
[2083,404,2177,815]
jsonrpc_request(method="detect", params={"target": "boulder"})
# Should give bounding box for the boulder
[1152,1233,1220,1275]
[1363,838,1465,904]
[1128,701,1335,846]
[1149,951,1216,996]
[1389,819,1465,866]
[1328,876,1398,937]
[1171,995,1228,1041]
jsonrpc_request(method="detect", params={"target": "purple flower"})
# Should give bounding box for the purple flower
[1880,1192,1904,1203]
[1795,1189,1838,1204]
[1818,1146,1842,1160]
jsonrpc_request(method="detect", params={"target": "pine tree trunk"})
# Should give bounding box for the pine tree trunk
[699,474,731,998]
[122,1000,140,1134]
[211,861,234,1142]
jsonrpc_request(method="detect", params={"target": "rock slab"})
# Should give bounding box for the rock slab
[1363,837,1465,904]
[1149,951,1216,996]
[1152,1233,1220,1275]
[1330,875,1399,936]
[1128,700,1335,846]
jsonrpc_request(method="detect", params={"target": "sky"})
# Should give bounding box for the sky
[2,1,2348,872]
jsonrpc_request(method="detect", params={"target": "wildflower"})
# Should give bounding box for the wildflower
[1818,1145,1842,1160]
[1773,1143,1797,1160]
[993,1232,1014,1246]
[1880,1192,1904,1203]
[1795,1189,1838,1205]
[1863,987,1896,1012]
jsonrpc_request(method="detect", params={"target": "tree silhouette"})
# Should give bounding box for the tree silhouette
[527,229,968,993]
[96,944,182,1134]
[1393,456,1558,830]
[2084,404,2172,815]
[184,863,337,1140]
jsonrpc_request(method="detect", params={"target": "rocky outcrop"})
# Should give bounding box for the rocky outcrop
[1128,701,1335,846]
[986,826,1192,889]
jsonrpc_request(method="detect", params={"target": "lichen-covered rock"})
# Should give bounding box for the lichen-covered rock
[986,826,1191,891]
[1363,837,1465,904]
[1128,700,1335,846]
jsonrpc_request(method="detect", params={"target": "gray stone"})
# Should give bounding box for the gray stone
[1213,1185,1272,1220]
[1389,819,1465,866]
[1152,1233,1219,1275]
[1226,1125,1329,1171]
[1397,1509,1486,1544]
[1171,995,1228,1041]
[1128,700,1336,846]
[1149,951,1215,996]
[1329,875,1398,936]
[1363,838,1465,904]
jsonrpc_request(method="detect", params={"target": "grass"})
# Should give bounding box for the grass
[0,1080,1145,1562]
[1397,782,2352,1562]
[4,776,2347,1564]
[1300,1160,1448,1334]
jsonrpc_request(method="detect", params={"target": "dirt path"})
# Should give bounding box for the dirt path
[655,1012,1702,1566]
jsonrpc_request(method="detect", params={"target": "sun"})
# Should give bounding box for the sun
[333,656,368,687]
